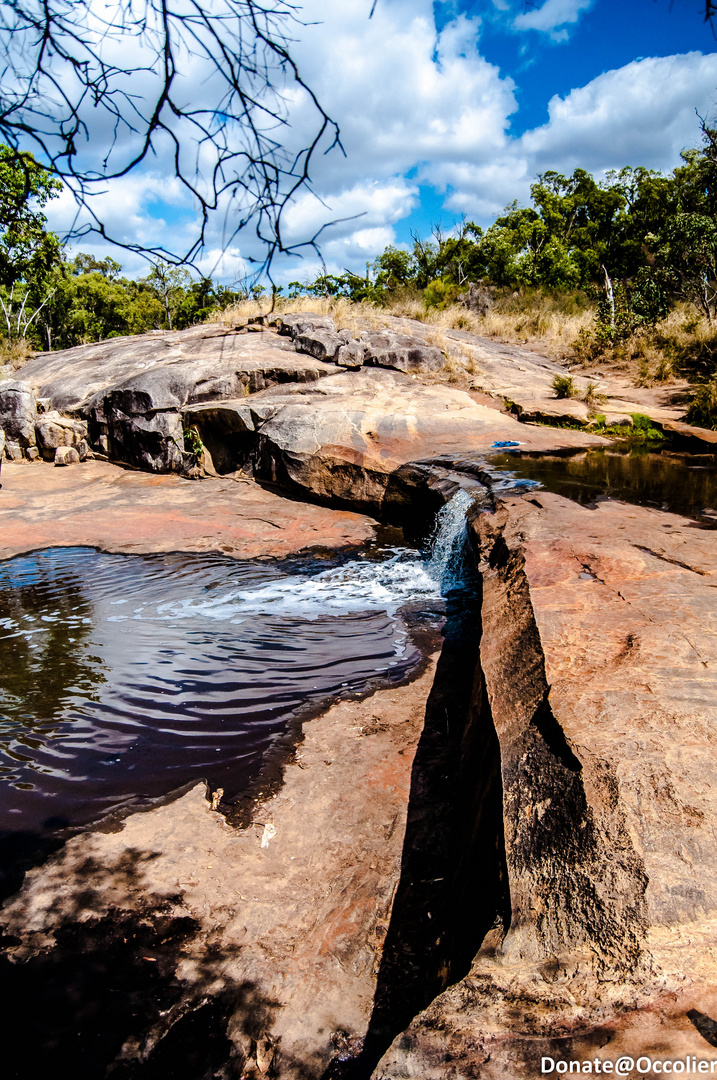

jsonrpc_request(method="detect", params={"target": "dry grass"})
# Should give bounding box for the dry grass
[571,305,716,386]
[215,294,715,391]
[0,337,36,379]
[217,293,592,359]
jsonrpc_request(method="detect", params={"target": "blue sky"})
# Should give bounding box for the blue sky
[44,0,717,282]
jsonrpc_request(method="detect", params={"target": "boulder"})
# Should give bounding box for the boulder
[293,327,344,362]
[360,330,445,374]
[104,393,188,473]
[458,279,493,314]
[336,340,364,368]
[54,445,80,466]
[4,440,23,461]
[277,312,336,339]
[0,380,37,448]
[35,412,88,461]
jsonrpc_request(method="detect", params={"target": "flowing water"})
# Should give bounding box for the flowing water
[0,492,475,846]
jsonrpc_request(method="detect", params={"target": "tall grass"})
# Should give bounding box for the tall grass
[218,290,594,359]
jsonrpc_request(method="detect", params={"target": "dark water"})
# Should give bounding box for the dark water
[487,446,717,520]
[0,546,443,841]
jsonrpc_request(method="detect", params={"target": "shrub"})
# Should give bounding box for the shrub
[686,377,717,430]
[552,374,575,399]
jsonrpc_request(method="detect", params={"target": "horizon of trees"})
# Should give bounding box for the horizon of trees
[1,122,716,352]
[293,123,717,329]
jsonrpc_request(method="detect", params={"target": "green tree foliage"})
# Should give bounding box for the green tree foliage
[292,124,717,330]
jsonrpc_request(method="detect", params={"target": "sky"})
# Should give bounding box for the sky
[39,0,717,285]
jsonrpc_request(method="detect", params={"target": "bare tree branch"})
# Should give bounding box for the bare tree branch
[0,1,343,274]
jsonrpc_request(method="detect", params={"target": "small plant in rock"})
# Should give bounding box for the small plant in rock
[183,425,204,456]
[630,413,665,440]
[583,381,607,411]
[552,374,575,399]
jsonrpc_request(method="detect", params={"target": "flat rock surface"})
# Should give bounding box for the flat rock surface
[17,324,335,412]
[218,368,604,509]
[0,459,374,560]
[0,655,438,1079]
[379,493,717,1078]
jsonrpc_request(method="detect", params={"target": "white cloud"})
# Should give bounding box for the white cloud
[521,52,717,173]
[513,0,594,42]
[38,2,717,284]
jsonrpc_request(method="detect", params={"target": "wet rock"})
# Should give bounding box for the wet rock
[0,459,375,562]
[54,445,80,466]
[0,379,37,449]
[0,662,437,1079]
[35,412,88,461]
[360,329,445,374]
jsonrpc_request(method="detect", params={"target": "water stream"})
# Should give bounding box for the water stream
[0,492,475,852]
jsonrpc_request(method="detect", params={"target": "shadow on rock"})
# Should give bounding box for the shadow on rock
[0,846,279,1080]
[324,572,511,1079]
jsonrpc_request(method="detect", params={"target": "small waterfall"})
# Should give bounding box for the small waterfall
[426,488,477,595]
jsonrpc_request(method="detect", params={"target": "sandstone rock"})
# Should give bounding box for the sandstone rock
[0,657,437,1079]
[77,438,90,461]
[35,411,88,461]
[234,369,603,512]
[360,329,445,374]
[0,379,37,448]
[104,393,188,473]
[54,445,80,466]
[293,327,343,362]
[182,400,256,474]
[0,459,375,562]
[662,419,717,450]
[336,340,365,368]
[277,312,336,338]
[18,324,334,415]
[376,492,717,1078]
[4,440,23,461]
[25,446,39,461]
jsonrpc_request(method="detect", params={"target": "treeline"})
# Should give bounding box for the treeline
[295,124,717,332]
[2,125,716,354]
[0,145,247,351]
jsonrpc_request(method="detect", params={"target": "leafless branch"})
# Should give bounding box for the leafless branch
[0,0,343,274]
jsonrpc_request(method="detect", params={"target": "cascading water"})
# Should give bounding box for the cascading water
[0,490,476,853]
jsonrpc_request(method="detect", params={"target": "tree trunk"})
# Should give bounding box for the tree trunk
[602,264,615,328]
